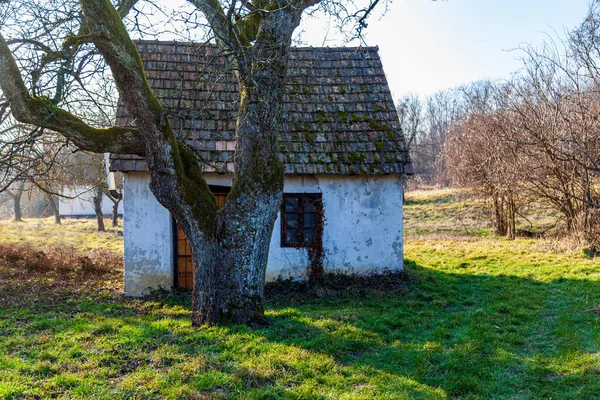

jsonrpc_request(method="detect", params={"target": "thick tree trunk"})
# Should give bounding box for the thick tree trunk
[189,78,286,325]
[194,191,281,326]
[45,192,61,225]
[93,187,105,232]
[75,0,305,326]
[187,9,301,326]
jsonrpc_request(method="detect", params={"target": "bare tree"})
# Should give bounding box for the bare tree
[445,82,524,239]
[446,21,600,245]
[397,93,423,151]
[397,89,465,187]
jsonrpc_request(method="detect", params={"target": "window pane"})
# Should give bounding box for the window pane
[286,229,298,244]
[305,200,316,212]
[304,213,316,228]
[303,229,314,243]
[284,197,299,212]
[286,213,298,228]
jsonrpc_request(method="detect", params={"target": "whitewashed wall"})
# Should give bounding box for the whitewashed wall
[123,173,174,295]
[59,186,124,217]
[123,172,404,296]
[268,174,405,281]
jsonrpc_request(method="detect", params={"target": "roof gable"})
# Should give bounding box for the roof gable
[111,41,412,175]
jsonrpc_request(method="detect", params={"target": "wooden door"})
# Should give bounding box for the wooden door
[174,190,228,290]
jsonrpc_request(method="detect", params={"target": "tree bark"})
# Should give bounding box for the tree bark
[188,7,301,326]
[93,186,105,232]
[105,189,121,227]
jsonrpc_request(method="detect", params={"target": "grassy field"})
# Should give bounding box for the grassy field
[0,217,123,253]
[1,192,600,399]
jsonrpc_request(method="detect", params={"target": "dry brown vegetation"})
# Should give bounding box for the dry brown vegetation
[441,3,600,247]
[0,242,122,308]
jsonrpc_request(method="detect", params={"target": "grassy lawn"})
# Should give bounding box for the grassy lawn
[1,192,600,399]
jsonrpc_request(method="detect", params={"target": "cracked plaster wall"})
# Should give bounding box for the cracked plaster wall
[123,172,404,295]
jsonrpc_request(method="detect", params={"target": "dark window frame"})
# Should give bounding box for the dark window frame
[280,193,323,248]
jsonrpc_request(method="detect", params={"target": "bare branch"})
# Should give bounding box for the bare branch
[0,33,144,155]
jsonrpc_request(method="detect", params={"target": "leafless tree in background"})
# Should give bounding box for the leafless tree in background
[445,4,600,247]
[397,89,465,187]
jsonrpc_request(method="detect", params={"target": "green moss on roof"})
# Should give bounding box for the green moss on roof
[315,110,330,123]
[368,120,390,131]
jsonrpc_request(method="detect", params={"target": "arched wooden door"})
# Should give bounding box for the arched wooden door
[174,187,229,290]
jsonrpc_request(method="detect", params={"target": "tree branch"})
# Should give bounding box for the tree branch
[188,0,243,50]
[79,0,219,234]
[0,33,144,155]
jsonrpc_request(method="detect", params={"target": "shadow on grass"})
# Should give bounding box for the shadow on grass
[2,260,600,398]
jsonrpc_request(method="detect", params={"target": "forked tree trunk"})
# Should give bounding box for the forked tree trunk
[186,9,300,326]
[74,0,304,326]
[105,190,121,227]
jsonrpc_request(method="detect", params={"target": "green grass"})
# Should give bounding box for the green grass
[1,194,600,398]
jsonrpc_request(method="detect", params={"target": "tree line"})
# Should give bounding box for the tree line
[401,1,600,249]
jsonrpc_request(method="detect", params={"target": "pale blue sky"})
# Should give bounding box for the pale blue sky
[296,0,592,98]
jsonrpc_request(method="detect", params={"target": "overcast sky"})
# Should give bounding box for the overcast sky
[295,0,592,99]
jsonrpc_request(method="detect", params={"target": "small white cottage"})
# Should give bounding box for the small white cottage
[110,41,412,296]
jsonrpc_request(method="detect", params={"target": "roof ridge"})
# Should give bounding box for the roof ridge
[132,39,378,52]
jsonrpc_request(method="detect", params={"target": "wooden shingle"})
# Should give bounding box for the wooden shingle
[111,41,412,175]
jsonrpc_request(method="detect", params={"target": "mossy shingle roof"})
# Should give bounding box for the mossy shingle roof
[111,41,412,175]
